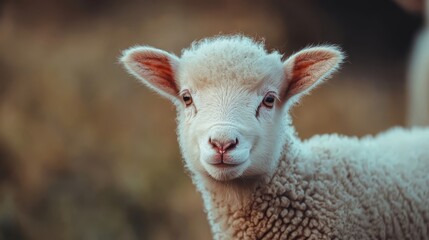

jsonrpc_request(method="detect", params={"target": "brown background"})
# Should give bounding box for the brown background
[0,0,423,239]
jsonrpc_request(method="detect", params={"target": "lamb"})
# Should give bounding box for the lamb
[120,35,429,240]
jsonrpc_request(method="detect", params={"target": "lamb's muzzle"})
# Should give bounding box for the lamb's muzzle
[201,123,252,181]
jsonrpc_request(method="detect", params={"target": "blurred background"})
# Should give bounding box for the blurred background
[0,0,425,239]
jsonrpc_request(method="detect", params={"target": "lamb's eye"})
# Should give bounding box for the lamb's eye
[262,93,276,108]
[182,92,193,106]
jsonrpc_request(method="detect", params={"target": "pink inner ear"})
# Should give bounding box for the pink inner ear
[133,54,179,96]
[287,51,335,98]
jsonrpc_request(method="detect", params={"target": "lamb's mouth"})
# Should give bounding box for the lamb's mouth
[206,155,247,169]
[203,159,249,181]
[209,161,242,168]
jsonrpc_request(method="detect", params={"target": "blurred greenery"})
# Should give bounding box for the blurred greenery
[0,0,423,239]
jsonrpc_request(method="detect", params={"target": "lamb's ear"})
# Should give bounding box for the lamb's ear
[120,46,180,102]
[281,46,344,105]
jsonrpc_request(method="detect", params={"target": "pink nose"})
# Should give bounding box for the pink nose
[209,138,238,154]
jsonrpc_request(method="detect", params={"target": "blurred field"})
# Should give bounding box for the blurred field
[0,0,423,239]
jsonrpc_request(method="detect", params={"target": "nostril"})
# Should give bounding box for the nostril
[209,138,221,151]
[224,138,238,152]
[209,137,239,153]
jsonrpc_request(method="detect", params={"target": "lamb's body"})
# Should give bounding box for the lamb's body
[120,35,429,239]
[204,127,429,239]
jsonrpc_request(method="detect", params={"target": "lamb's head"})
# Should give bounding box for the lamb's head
[121,36,344,182]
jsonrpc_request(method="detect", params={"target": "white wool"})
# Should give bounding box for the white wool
[120,35,429,240]
[178,36,284,91]
[202,127,429,239]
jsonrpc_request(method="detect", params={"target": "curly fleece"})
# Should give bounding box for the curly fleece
[203,127,429,239]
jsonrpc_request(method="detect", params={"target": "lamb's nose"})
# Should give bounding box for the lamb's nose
[209,138,239,154]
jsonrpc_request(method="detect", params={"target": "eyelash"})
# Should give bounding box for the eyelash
[181,91,193,107]
[256,92,277,117]
[262,92,277,108]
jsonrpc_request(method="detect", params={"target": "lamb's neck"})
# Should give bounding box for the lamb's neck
[196,175,267,239]
[196,141,313,239]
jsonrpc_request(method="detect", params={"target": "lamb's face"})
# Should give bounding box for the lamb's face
[176,85,287,181]
[179,88,287,180]
[175,48,287,181]
[120,36,344,182]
